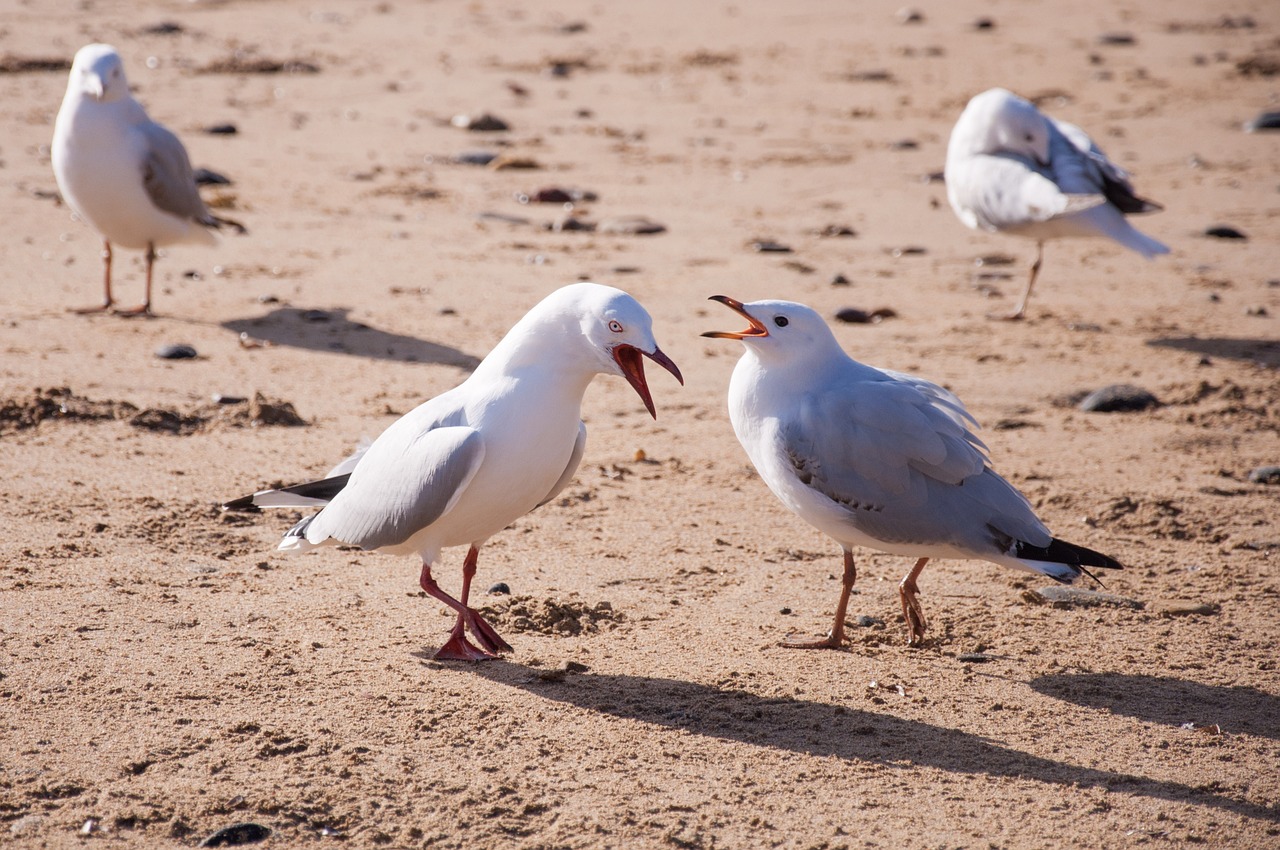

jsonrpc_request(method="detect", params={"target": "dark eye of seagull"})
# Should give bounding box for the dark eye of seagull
[608,320,624,333]
[773,315,789,328]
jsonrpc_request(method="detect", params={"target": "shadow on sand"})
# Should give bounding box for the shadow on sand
[467,664,1278,823]
[1147,336,1280,368]
[223,307,480,370]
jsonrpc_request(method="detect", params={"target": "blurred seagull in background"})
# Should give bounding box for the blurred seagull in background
[224,283,683,662]
[704,295,1121,647]
[945,87,1168,320]
[52,43,244,316]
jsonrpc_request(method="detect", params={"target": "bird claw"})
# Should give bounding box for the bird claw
[111,304,154,318]
[465,610,513,655]
[432,631,498,662]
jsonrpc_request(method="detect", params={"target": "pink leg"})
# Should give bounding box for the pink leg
[418,547,511,661]
[71,240,114,314]
[114,242,155,317]
[989,241,1043,321]
[899,557,930,646]
[783,549,856,650]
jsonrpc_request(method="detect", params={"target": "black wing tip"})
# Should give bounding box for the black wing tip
[221,494,261,513]
[1017,537,1124,571]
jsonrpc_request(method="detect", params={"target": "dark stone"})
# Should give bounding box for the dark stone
[831,273,851,286]
[957,653,992,663]
[199,822,271,847]
[834,307,897,324]
[487,582,511,595]
[1097,32,1137,45]
[751,240,792,253]
[1245,111,1280,132]
[155,343,197,360]
[1078,384,1160,412]
[453,150,499,166]
[142,21,184,35]
[1248,466,1280,485]
[1205,225,1247,240]
[204,123,238,135]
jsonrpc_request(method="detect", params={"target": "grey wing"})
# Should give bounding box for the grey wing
[307,425,485,550]
[537,421,586,508]
[139,120,213,223]
[782,375,989,508]
[1048,119,1157,214]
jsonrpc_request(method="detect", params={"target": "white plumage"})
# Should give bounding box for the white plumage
[704,296,1121,647]
[945,87,1168,319]
[225,283,682,661]
[52,43,242,315]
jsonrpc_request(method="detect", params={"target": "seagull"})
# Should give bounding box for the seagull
[223,283,682,661]
[51,43,244,316]
[703,295,1121,648]
[944,87,1169,320]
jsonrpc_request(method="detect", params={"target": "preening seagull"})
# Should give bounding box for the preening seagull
[224,283,683,661]
[945,87,1168,320]
[703,295,1121,647]
[52,43,244,316]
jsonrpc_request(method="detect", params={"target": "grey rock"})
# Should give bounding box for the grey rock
[1247,465,1280,485]
[1078,384,1160,412]
[155,343,198,360]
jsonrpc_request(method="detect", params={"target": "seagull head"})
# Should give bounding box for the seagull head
[550,283,683,419]
[69,44,130,103]
[702,296,842,366]
[956,88,1051,167]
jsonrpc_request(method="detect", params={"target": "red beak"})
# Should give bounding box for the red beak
[612,344,683,419]
[701,295,769,339]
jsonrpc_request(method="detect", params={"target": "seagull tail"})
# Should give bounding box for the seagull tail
[1016,537,1124,587]
[1113,224,1170,259]
[277,514,324,552]
[221,473,352,512]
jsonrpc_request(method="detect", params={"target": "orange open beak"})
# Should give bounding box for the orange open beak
[700,295,769,340]
[612,344,683,419]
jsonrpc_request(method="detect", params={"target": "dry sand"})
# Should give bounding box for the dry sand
[2,0,1278,847]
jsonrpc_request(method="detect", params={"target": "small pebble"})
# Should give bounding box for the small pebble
[476,211,532,226]
[155,343,197,360]
[199,822,271,847]
[564,660,590,673]
[816,224,857,237]
[204,123,238,135]
[212,394,247,405]
[1204,225,1247,240]
[751,240,792,253]
[487,582,511,595]
[1247,466,1280,485]
[957,652,991,663]
[854,615,883,627]
[1097,31,1137,46]
[780,607,792,615]
[453,150,499,166]
[834,307,898,324]
[831,273,851,286]
[1078,384,1160,413]
[975,254,1016,266]
[598,215,666,235]
[524,187,574,204]
[142,21,183,35]
[193,167,231,186]
[548,214,595,232]
[972,17,996,30]
[490,154,541,170]
[451,112,509,132]
[890,245,927,257]
[889,138,919,150]
[1154,600,1218,617]
[1034,586,1143,609]
[897,7,924,24]
[1244,111,1280,132]
[1245,305,1269,317]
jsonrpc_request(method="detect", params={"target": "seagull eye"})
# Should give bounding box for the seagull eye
[1024,132,1035,143]
[608,320,624,333]
[773,316,789,328]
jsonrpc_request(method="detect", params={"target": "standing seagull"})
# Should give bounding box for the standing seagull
[703,296,1120,647]
[224,284,682,661]
[52,43,244,316]
[945,87,1168,320]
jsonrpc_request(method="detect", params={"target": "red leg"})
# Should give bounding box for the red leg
[417,549,511,661]
[457,545,513,655]
[71,240,114,314]
[783,549,856,650]
[899,557,930,646]
[114,242,155,316]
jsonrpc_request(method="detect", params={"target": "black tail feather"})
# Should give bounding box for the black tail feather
[221,473,352,512]
[1016,536,1123,587]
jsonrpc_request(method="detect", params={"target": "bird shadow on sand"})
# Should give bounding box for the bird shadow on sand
[470,663,1278,824]
[1147,336,1280,368]
[222,307,481,369]
[1029,672,1280,740]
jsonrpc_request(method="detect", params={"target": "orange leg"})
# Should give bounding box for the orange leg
[783,549,856,650]
[899,557,930,646]
[71,240,114,314]
[114,242,155,317]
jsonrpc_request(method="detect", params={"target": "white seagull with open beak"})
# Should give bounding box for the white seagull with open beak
[704,295,1121,647]
[225,283,682,661]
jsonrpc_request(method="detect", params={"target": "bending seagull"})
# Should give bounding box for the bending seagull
[945,87,1168,320]
[224,283,682,661]
[703,296,1120,647]
[52,43,244,316]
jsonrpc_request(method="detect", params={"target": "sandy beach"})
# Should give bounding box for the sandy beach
[1,0,1278,846]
